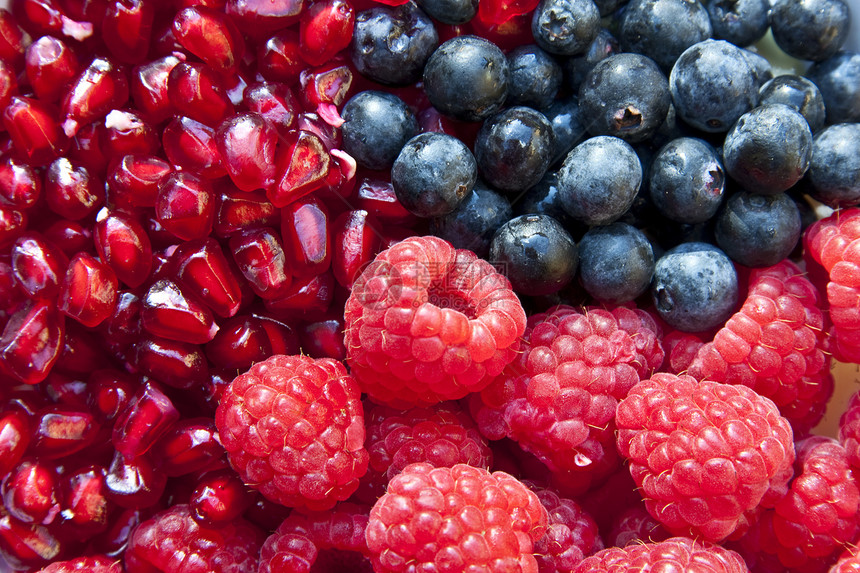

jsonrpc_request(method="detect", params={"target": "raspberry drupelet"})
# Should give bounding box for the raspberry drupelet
[36,556,123,573]
[528,484,603,572]
[573,537,750,573]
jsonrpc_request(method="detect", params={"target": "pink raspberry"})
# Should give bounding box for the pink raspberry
[573,537,749,573]
[840,389,860,469]
[832,553,860,573]
[365,462,548,573]
[344,236,526,408]
[529,485,602,573]
[660,328,705,374]
[215,354,369,511]
[36,556,122,573]
[616,373,795,542]
[604,506,670,548]
[124,504,264,573]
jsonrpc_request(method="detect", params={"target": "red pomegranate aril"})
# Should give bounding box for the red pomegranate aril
[256,314,300,355]
[166,62,233,128]
[215,112,278,192]
[213,185,279,238]
[135,335,209,389]
[229,227,292,299]
[42,372,87,409]
[281,194,332,277]
[478,0,540,26]
[356,176,417,224]
[94,208,153,288]
[299,61,354,121]
[225,0,304,36]
[2,459,59,525]
[0,513,62,570]
[262,270,334,319]
[2,96,69,166]
[90,507,150,559]
[54,322,105,374]
[58,252,119,328]
[332,209,381,288]
[152,417,224,477]
[161,115,226,179]
[298,110,343,150]
[112,380,180,460]
[299,0,355,66]
[190,470,254,525]
[21,0,93,40]
[318,148,358,203]
[155,171,216,241]
[0,411,30,477]
[106,154,172,211]
[190,369,232,416]
[45,157,103,220]
[88,369,137,423]
[42,219,93,258]
[104,451,167,509]
[99,290,142,347]
[175,0,227,8]
[299,316,347,360]
[171,237,243,318]
[31,404,99,459]
[131,55,183,125]
[61,56,130,137]
[469,10,533,51]
[0,10,30,70]
[0,206,27,249]
[0,60,17,115]
[243,82,300,138]
[59,464,110,536]
[67,121,109,176]
[0,157,42,211]
[0,255,25,316]
[101,0,155,65]
[173,6,245,70]
[24,35,78,104]
[204,314,272,369]
[101,109,160,160]
[269,129,331,208]
[242,493,291,531]
[141,279,219,344]
[11,233,68,300]
[257,29,304,85]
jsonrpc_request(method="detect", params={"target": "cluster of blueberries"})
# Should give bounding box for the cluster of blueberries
[340,0,860,333]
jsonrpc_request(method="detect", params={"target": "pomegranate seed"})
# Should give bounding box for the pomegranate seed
[61,56,130,137]
[469,10,533,51]
[281,194,332,277]
[24,35,79,104]
[152,417,224,477]
[21,0,94,41]
[355,176,417,223]
[299,61,354,119]
[42,371,88,408]
[42,220,93,258]
[59,464,111,536]
[99,290,142,348]
[0,411,30,477]
[225,0,304,36]
[90,507,150,559]
[263,269,335,317]
[67,121,109,176]
[135,335,209,389]
[269,129,331,208]
[213,185,280,238]
[142,279,219,344]
[155,171,216,241]
[112,380,180,459]
[58,252,119,328]
[204,314,271,369]
[0,157,42,210]
[161,116,226,179]
[2,459,59,524]
[190,369,233,416]
[2,96,69,166]
[229,227,292,300]
[175,0,227,8]
[31,404,99,459]
[2,389,49,418]
[101,109,160,160]
[0,10,30,70]
[298,110,343,150]
[87,369,136,422]
[167,62,233,128]
[0,513,62,570]
[0,60,17,114]
[151,17,185,57]
[299,0,355,66]
[190,470,254,525]
[131,55,183,125]
[45,157,103,220]
[106,154,172,211]
[317,149,358,203]
[173,6,245,70]
[69,0,111,22]
[94,208,153,288]
[0,207,28,249]
[171,237,243,318]
[215,112,278,192]
[11,233,68,300]
[257,30,304,85]
[332,209,382,288]
[104,451,167,509]
[299,316,347,360]
[256,314,300,355]
[101,0,155,64]
[143,215,180,251]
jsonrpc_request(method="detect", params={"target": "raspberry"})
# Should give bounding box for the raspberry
[344,235,526,407]
[573,537,749,573]
[36,556,122,573]
[660,328,705,375]
[356,401,493,503]
[604,506,670,548]
[365,462,548,573]
[124,504,264,573]
[832,553,860,573]
[839,389,860,469]
[470,305,663,495]
[616,373,795,542]
[214,354,369,511]
[529,485,603,572]
[687,260,831,435]
[258,503,372,573]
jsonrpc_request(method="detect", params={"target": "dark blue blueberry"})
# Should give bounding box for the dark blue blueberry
[474,106,556,194]
[805,52,860,124]
[619,0,712,72]
[416,0,477,24]
[429,181,512,257]
[341,91,418,170]
[739,48,774,91]
[714,191,801,267]
[669,40,759,133]
[649,137,725,223]
[350,3,439,86]
[557,135,642,226]
[759,75,826,133]
[489,214,578,296]
[770,0,851,62]
[593,0,629,16]
[562,28,621,91]
[704,0,769,47]
[513,171,583,232]
[540,97,588,166]
[577,222,655,303]
[506,45,563,109]
[531,0,601,56]
[807,123,860,208]
[651,242,739,332]
[722,104,812,195]
[423,36,509,122]
[391,132,477,217]
[578,52,670,143]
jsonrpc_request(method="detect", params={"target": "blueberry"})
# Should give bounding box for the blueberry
[531,0,601,56]
[739,48,774,91]
[474,106,556,194]
[350,3,439,86]
[489,214,578,296]
[759,75,826,133]
[578,52,670,143]
[714,191,801,268]
[770,0,851,62]
[577,222,655,303]
[429,181,512,257]
[704,0,769,47]
[669,40,759,133]
[514,171,586,233]
[805,51,860,124]
[649,137,725,223]
[722,104,812,195]
[506,44,563,109]
[341,91,418,170]
[557,135,642,226]
[807,123,860,208]
[416,0,477,24]
[562,28,621,91]
[540,97,588,166]
[651,242,739,333]
[391,132,477,218]
[423,36,509,122]
[593,0,628,16]
[619,0,712,72]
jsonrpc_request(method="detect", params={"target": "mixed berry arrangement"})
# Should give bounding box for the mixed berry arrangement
[0,0,859,571]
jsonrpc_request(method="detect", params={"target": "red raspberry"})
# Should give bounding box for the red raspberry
[660,328,705,375]
[840,389,860,469]
[258,503,372,573]
[215,354,369,511]
[832,553,860,573]
[124,504,264,573]
[529,485,603,572]
[573,537,749,573]
[470,305,663,495]
[356,401,492,503]
[604,506,670,548]
[365,462,548,573]
[687,260,831,435]
[36,556,122,572]
[576,467,643,533]
[344,236,526,408]
[616,373,795,542]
